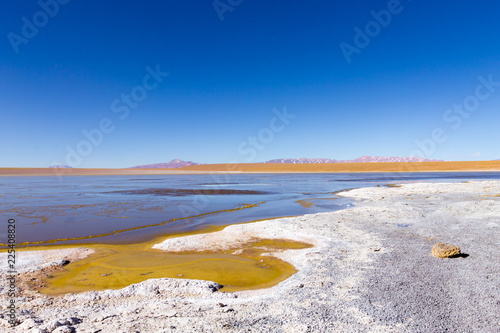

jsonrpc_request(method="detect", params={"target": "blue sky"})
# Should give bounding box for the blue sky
[1,0,500,167]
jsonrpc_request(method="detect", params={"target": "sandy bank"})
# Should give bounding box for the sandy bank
[1,181,499,332]
[1,160,500,176]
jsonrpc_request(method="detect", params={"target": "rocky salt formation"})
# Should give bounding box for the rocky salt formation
[432,243,462,258]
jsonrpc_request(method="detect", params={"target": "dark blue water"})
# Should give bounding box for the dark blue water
[1,172,499,245]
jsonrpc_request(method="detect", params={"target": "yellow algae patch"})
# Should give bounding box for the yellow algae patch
[40,238,312,295]
[246,238,312,250]
[296,199,313,208]
[26,216,49,226]
[296,197,338,208]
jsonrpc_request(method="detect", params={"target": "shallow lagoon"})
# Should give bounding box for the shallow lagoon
[2,172,500,246]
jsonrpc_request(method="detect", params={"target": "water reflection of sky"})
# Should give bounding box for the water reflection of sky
[2,172,500,245]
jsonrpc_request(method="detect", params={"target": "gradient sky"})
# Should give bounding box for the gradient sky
[1,0,500,167]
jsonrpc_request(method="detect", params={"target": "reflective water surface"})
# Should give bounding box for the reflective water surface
[2,172,500,245]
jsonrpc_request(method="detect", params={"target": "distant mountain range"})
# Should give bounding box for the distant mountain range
[266,156,443,163]
[49,165,73,168]
[266,158,338,164]
[129,159,200,169]
[129,156,443,169]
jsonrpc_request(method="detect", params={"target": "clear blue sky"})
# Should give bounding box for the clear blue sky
[1,0,500,167]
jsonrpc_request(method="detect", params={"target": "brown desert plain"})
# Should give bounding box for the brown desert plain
[1,160,500,176]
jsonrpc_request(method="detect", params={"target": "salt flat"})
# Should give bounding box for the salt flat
[1,181,499,332]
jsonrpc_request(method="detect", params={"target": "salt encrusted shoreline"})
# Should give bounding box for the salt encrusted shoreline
[1,181,499,332]
[0,248,94,275]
